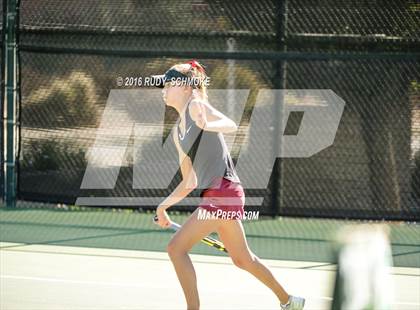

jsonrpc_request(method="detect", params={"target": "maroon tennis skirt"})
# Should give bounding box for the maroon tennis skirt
[198,177,245,220]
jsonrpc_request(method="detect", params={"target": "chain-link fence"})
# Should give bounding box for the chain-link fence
[6,0,420,220]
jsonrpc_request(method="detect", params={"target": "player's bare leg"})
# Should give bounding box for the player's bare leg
[217,219,290,305]
[166,208,221,310]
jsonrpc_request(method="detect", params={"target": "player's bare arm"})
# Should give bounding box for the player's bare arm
[188,99,237,133]
[156,130,198,228]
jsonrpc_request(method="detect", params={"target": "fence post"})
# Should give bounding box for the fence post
[2,0,19,208]
[272,0,288,216]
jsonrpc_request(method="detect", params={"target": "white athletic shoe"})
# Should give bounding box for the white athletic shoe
[280,295,305,310]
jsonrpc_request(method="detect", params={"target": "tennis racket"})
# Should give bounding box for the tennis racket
[153,215,227,253]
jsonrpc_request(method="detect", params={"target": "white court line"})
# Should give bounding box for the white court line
[1,274,330,301]
[0,242,332,270]
[2,275,419,307]
[1,274,155,288]
[1,243,418,276]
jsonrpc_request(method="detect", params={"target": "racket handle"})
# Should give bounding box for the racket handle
[153,214,180,231]
[153,214,226,252]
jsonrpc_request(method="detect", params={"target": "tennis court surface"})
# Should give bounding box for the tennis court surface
[1,205,419,309]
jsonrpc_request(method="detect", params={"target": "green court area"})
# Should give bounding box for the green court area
[1,202,419,268]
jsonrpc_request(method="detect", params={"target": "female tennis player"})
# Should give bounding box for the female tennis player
[154,60,305,310]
